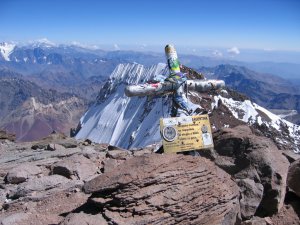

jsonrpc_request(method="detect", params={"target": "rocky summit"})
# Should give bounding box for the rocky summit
[0,127,299,225]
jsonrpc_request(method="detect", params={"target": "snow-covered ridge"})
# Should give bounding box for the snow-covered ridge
[109,62,167,84]
[27,97,82,112]
[76,63,170,149]
[76,63,300,152]
[0,42,16,61]
[213,95,300,153]
[28,38,57,48]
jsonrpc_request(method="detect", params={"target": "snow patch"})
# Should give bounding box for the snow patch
[213,95,300,152]
[30,38,56,48]
[0,42,15,61]
[76,63,170,149]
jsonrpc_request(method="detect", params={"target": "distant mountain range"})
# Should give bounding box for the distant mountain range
[1,41,300,79]
[0,40,299,141]
[200,65,300,124]
[0,73,86,141]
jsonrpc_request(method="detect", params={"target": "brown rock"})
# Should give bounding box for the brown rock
[282,151,300,163]
[59,212,107,225]
[241,216,268,225]
[0,212,29,225]
[82,146,98,159]
[270,203,300,225]
[31,143,48,150]
[59,140,78,148]
[45,143,65,151]
[84,154,240,225]
[6,164,42,184]
[132,148,153,157]
[107,145,125,151]
[0,212,62,225]
[9,175,82,199]
[51,155,98,180]
[0,130,15,142]
[1,191,89,225]
[106,149,132,160]
[237,178,264,219]
[82,139,92,146]
[287,159,300,197]
[214,125,290,216]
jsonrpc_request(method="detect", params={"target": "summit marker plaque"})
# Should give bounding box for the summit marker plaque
[160,115,214,153]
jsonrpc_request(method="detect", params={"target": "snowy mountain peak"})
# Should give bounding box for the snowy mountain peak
[76,63,170,149]
[212,95,300,153]
[29,38,57,48]
[0,42,16,61]
[96,63,167,104]
[76,63,300,153]
[109,62,167,83]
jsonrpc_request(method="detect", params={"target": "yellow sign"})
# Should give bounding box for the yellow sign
[160,115,214,153]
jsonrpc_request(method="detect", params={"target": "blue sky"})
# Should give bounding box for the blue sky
[0,0,299,52]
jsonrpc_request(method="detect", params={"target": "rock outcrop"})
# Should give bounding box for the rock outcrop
[0,128,299,224]
[213,125,290,217]
[0,130,15,142]
[287,159,300,197]
[84,154,240,225]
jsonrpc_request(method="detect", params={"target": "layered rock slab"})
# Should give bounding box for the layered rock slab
[84,154,240,225]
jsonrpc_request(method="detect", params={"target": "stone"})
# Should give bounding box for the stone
[282,151,300,163]
[59,212,108,225]
[270,199,300,225]
[81,146,98,159]
[82,139,92,146]
[132,148,153,157]
[102,158,125,173]
[0,131,15,142]
[84,154,240,225]
[0,189,6,209]
[6,164,42,184]
[241,216,268,225]
[0,212,29,225]
[51,155,98,180]
[31,143,48,150]
[287,159,300,197]
[234,166,261,183]
[0,213,62,225]
[9,175,82,199]
[237,178,264,219]
[45,143,65,151]
[59,141,77,149]
[106,149,132,160]
[214,125,290,216]
[107,145,124,151]
[214,155,237,174]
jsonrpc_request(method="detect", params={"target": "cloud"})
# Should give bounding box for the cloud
[140,44,147,49]
[212,50,223,57]
[36,38,55,45]
[113,44,120,50]
[263,48,274,51]
[28,38,56,47]
[71,41,99,50]
[227,47,240,55]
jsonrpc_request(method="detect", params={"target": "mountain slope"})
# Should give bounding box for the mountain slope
[201,64,300,124]
[2,96,86,141]
[76,63,171,149]
[0,75,87,141]
[76,63,300,153]
[0,42,15,61]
